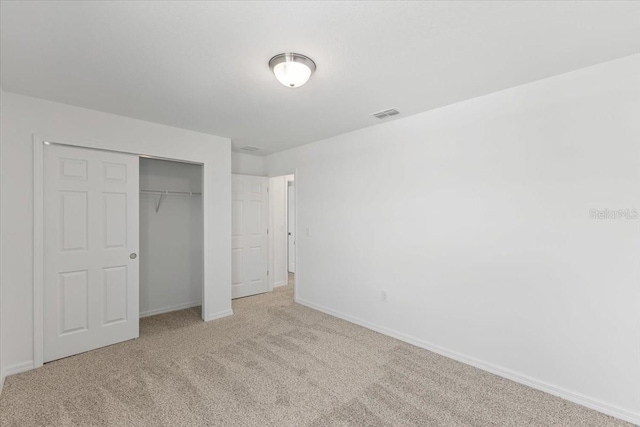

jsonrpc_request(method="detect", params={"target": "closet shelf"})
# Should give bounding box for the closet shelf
[140,189,201,212]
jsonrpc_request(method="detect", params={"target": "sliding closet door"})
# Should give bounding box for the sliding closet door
[43,144,139,362]
[232,174,269,298]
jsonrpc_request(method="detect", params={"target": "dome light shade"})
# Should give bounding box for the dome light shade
[269,53,316,88]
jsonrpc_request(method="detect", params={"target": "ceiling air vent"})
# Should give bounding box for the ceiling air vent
[372,108,400,119]
[240,145,261,152]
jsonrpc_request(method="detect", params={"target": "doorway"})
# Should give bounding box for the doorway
[267,173,295,295]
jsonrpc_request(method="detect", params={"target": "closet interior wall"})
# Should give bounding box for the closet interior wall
[139,158,203,317]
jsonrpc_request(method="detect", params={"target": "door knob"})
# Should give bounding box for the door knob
[130,253,137,259]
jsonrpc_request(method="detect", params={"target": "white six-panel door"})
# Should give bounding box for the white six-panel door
[232,174,269,299]
[44,144,139,362]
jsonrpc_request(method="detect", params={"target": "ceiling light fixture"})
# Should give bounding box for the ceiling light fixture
[269,53,316,88]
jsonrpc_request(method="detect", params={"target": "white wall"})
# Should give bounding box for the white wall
[139,158,203,317]
[0,92,232,377]
[266,54,640,423]
[269,176,288,287]
[232,152,265,176]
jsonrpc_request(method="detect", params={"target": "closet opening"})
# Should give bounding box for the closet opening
[36,140,216,365]
[139,157,204,326]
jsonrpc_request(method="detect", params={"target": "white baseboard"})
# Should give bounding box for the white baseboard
[295,297,639,425]
[273,281,286,288]
[0,372,4,396]
[3,360,36,379]
[206,309,233,322]
[140,301,201,318]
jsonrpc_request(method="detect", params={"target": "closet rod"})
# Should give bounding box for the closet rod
[140,189,202,195]
[140,189,201,212]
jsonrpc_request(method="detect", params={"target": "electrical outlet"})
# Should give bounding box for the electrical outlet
[381,290,387,302]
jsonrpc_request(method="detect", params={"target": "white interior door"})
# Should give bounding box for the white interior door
[232,174,269,298]
[287,182,296,273]
[44,144,139,362]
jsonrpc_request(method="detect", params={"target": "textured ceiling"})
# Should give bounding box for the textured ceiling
[1,1,639,155]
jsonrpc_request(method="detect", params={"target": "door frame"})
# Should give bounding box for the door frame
[290,171,299,300]
[33,135,208,368]
[291,172,298,300]
[286,177,295,274]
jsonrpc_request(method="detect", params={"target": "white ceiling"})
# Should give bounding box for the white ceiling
[1,1,639,155]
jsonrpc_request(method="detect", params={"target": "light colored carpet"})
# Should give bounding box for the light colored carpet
[0,284,629,426]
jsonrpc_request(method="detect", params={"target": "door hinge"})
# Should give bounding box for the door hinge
[267,228,269,235]
[267,270,269,276]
